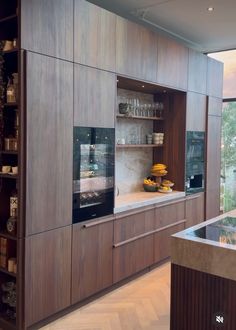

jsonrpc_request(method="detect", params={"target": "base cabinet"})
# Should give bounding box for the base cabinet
[185,193,205,228]
[72,220,113,303]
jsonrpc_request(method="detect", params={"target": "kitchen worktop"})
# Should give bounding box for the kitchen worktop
[171,209,236,281]
[114,190,185,213]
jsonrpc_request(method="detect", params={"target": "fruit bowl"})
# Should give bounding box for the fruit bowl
[143,183,157,192]
[162,181,174,187]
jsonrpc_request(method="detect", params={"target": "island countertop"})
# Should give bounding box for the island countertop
[171,209,236,282]
[114,190,185,213]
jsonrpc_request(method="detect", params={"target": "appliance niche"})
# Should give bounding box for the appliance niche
[73,127,115,223]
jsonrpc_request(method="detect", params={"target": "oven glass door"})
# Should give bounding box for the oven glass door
[73,127,115,223]
[186,131,205,163]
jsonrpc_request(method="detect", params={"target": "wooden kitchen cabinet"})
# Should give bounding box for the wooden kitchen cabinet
[74,0,116,72]
[154,222,185,263]
[188,49,207,94]
[21,0,73,61]
[74,64,116,128]
[206,114,222,220]
[154,199,185,229]
[72,218,113,303]
[207,57,224,98]
[157,35,188,90]
[185,193,205,228]
[116,16,158,82]
[24,226,72,327]
[208,96,222,116]
[26,52,73,235]
[186,92,207,131]
[113,208,155,283]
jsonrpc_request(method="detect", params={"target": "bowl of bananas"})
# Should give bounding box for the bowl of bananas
[143,177,158,192]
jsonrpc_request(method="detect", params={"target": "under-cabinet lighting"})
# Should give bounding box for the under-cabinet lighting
[207,7,214,12]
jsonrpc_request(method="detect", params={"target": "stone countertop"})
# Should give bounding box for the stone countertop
[114,190,186,214]
[171,209,236,282]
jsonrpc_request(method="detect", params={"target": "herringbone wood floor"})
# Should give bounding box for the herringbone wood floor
[40,262,170,330]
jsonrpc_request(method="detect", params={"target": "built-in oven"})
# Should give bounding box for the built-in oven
[73,127,115,223]
[186,131,205,194]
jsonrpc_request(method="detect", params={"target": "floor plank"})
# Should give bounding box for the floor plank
[40,262,170,330]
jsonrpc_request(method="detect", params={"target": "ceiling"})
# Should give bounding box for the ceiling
[88,0,236,53]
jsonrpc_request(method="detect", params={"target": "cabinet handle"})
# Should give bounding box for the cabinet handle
[186,194,201,201]
[113,219,186,248]
[83,216,114,228]
[155,198,186,208]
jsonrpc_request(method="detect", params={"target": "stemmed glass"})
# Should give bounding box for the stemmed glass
[159,102,164,118]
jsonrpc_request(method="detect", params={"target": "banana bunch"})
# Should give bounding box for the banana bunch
[143,178,156,186]
[151,163,167,176]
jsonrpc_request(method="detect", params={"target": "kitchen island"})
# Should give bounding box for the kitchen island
[170,209,236,330]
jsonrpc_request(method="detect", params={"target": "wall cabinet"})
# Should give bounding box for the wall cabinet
[72,219,113,303]
[116,16,158,82]
[185,193,205,228]
[74,0,116,71]
[24,226,72,327]
[188,49,207,94]
[207,57,224,98]
[207,96,222,116]
[186,92,207,131]
[25,52,73,235]
[21,0,73,61]
[206,114,222,220]
[74,64,116,128]
[157,35,188,90]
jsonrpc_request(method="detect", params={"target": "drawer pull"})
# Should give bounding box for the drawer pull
[83,216,114,228]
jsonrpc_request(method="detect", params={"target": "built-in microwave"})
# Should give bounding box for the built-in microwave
[73,127,115,223]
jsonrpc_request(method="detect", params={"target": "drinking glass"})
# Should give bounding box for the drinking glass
[159,102,164,118]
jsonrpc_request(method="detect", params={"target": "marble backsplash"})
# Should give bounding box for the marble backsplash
[116,88,154,195]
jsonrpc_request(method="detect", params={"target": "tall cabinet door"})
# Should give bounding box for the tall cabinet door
[26,52,73,235]
[74,64,116,128]
[206,99,222,219]
[186,92,206,131]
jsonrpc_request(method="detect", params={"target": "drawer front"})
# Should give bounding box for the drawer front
[154,222,185,263]
[113,235,154,283]
[114,208,155,244]
[155,201,185,229]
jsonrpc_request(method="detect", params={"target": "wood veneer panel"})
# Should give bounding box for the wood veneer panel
[113,235,154,283]
[171,264,236,330]
[154,223,185,263]
[21,0,73,61]
[185,193,205,228]
[186,92,207,131]
[24,226,72,327]
[188,49,207,94]
[74,0,116,71]
[157,35,188,90]
[207,57,224,98]
[72,221,113,303]
[26,52,73,235]
[208,96,222,117]
[154,201,185,229]
[116,16,158,82]
[114,209,155,244]
[205,115,221,220]
[74,64,116,128]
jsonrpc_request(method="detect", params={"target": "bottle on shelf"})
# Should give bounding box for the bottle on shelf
[6,76,16,103]
[6,208,17,236]
[10,188,18,218]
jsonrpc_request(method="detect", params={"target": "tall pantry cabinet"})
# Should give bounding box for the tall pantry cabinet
[0,0,223,329]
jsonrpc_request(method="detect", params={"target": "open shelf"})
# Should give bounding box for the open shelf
[0,267,16,278]
[117,114,164,121]
[3,48,18,55]
[0,14,17,24]
[0,174,18,179]
[0,151,18,155]
[0,315,16,330]
[0,232,17,241]
[4,103,18,108]
[116,144,164,148]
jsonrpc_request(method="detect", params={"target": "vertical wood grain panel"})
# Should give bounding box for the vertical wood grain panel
[25,226,72,327]
[188,49,207,94]
[26,52,73,235]
[206,114,222,220]
[74,0,116,71]
[21,0,73,61]
[155,201,185,229]
[74,64,116,128]
[157,35,188,90]
[72,221,113,303]
[171,264,236,330]
[208,96,222,116]
[186,92,207,131]
[116,16,158,82]
[207,57,224,98]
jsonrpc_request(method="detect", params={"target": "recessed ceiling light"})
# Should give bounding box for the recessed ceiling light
[163,90,167,93]
[116,79,119,82]
[207,7,214,12]
[142,85,145,88]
